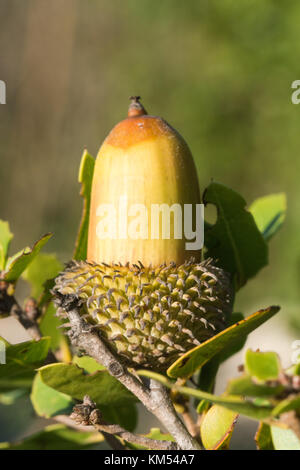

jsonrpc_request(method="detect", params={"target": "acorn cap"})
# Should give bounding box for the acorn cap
[53,258,233,371]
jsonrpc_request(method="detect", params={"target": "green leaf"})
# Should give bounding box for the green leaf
[219,312,246,363]
[255,422,274,450]
[127,428,174,450]
[20,252,65,352]
[101,402,138,432]
[0,220,13,270]
[249,193,286,242]
[22,253,63,299]
[203,182,268,289]
[137,370,274,420]
[167,306,280,379]
[286,361,300,377]
[145,428,174,442]
[200,405,238,450]
[272,394,300,416]
[39,362,137,407]
[271,425,300,450]
[0,337,50,391]
[196,355,220,414]
[39,361,138,431]
[3,233,53,282]
[294,362,300,376]
[73,355,106,373]
[196,313,246,413]
[3,337,50,364]
[0,424,104,450]
[39,302,63,350]
[71,356,136,431]
[245,349,281,382]
[227,374,284,397]
[73,150,95,261]
[31,373,74,418]
[0,389,27,405]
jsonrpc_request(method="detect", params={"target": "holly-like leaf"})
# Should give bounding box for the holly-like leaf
[31,373,74,418]
[249,193,286,242]
[203,182,268,289]
[0,220,13,270]
[271,425,300,450]
[39,362,136,406]
[0,424,104,450]
[22,253,63,299]
[73,150,95,261]
[245,350,281,382]
[255,422,274,450]
[3,233,53,282]
[167,306,280,379]
[137,371,273,419]
[200,405,238,450]
[0,337,50,391]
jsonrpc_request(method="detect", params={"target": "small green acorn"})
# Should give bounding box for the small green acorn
[53,98,233,371]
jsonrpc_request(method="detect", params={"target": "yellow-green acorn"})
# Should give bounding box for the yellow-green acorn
[88,96,201,266]
[53,98,233,371]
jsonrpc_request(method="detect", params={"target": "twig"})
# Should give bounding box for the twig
[171,385,199,439]
[54,414,95,432]
[148,379,200,449]
[55,413,127,450]
[70,395,177,450]
[181,410,199,439]
[0,282,41,340]
[62,305,201,450]
[280,410,300,441]
[101,431,128,450]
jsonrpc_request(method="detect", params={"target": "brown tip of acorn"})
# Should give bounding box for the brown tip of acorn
[128,96,147,117]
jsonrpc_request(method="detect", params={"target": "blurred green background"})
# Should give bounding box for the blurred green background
[1,0,299,319]
[0,0,300,448]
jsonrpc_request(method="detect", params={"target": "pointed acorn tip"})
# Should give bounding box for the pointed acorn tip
[128,96,147,117]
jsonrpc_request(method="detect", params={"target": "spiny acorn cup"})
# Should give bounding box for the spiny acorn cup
[53,97,233,371]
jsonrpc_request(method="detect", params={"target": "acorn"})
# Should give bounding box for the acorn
[53,97,233,371]
[87,96,201,266]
